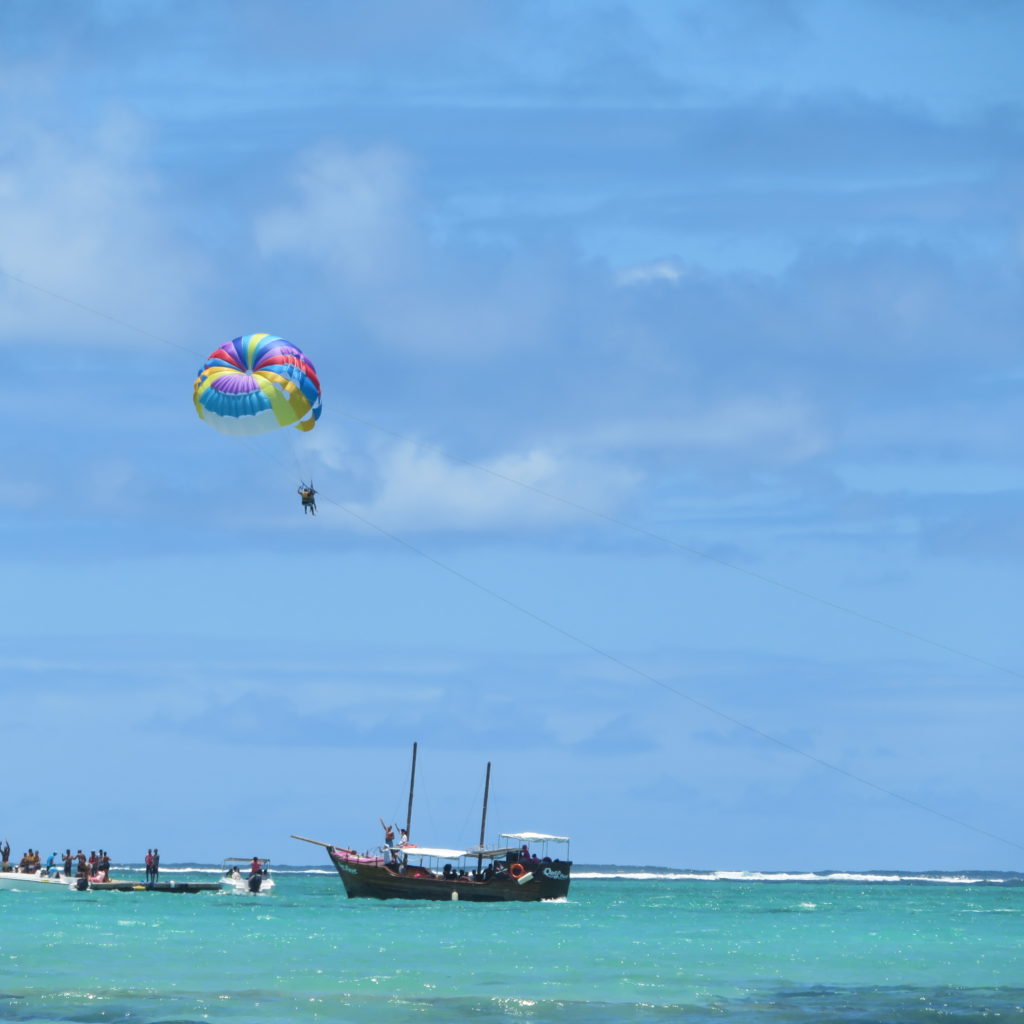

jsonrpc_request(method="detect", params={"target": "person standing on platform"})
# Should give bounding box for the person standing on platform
[151,848,160,883]
[145,849,153,884]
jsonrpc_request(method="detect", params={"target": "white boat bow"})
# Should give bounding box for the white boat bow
[0,869,75,892]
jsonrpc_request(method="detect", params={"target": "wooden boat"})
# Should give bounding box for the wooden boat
[322,833,571,902]
[293,744,572,902]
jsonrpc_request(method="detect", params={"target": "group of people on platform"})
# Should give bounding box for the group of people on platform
[0,843,172,885]
[144,848,161,884]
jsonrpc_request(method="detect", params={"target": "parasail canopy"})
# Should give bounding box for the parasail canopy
[193,333,321,436]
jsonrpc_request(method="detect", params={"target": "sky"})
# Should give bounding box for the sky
[2,0,1023,871]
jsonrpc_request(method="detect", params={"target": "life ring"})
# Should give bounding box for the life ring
[509,862,526,880]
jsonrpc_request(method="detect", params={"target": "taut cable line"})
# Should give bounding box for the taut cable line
[338,411,1024,683]
[7,266,1022,852]
[312,486,1024,855]
[0,267,203,357]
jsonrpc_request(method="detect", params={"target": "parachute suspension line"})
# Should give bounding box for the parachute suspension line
[310,485,1024,856]
[288,433,314,491]
[235,438,312,506]
[338,411,1024,684]
[0,266,203,357]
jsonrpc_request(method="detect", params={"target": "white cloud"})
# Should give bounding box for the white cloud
[0,115,208,349]
[616,259,686,286]
[331,438,641,533]
[292,422,355,474]
[255,144,419,288]
[254,144,566,356]
[0,479,48,510]
[578,396,830,465]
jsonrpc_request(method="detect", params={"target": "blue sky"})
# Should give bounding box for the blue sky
[2,0,1023,870]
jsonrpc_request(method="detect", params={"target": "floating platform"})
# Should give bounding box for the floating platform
[75,879,221,893]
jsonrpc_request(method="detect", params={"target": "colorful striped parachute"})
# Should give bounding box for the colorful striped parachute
[193,334,322,436]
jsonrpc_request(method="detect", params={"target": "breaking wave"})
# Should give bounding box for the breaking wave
[576,867,1024,885]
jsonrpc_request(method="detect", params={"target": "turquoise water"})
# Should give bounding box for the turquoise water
[3,867,1023,1022]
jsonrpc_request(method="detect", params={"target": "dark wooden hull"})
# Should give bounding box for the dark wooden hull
[328,848,571,902]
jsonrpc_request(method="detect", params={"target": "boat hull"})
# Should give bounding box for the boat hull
[222,875,275,894]
[329,848,571,902]
[0,870,71,892]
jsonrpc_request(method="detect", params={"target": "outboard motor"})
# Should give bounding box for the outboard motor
[247,873,263,893]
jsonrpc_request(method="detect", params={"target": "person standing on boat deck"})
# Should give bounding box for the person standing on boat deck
[379,819,397,865]
[249,856,261,878]
[0,839,9,869]
[145,849,153,884]
[151,848,160,883]
[63,850,72,876]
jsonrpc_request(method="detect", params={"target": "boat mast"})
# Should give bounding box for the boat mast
[477,760,491,871]
[405,741,417,841]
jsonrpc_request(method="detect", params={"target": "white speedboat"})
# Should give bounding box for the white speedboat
[220,858,275,894]
[0,869,74,893]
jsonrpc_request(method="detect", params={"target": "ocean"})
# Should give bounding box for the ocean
[2,865,1023,1023]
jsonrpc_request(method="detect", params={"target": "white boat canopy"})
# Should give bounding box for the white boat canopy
[397,834,571,861]
[501,832,570,843]
[399,846,470,860]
